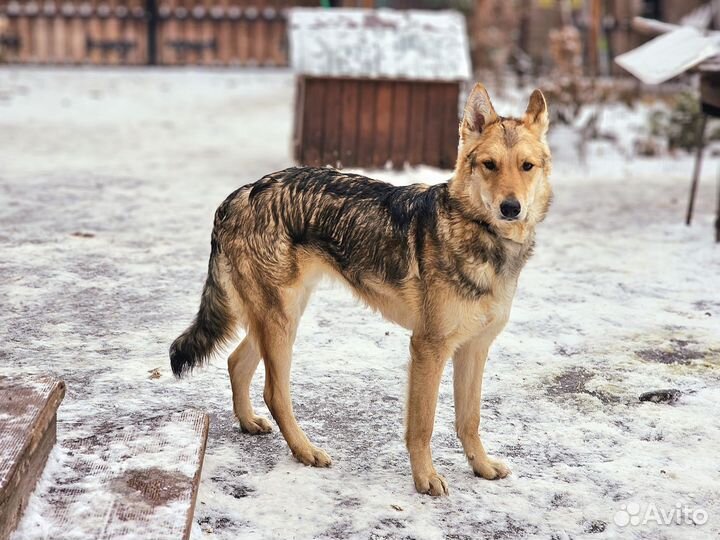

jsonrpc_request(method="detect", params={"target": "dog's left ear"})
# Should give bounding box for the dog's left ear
[523,89,549,137]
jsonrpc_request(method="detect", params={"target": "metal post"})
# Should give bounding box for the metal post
[686,114,708,226]
[715,162,720,242]
[146,0,158,66]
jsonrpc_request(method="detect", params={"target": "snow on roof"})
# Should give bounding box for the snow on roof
[288,8,472,82]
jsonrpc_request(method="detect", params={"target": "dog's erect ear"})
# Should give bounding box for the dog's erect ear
[523,89,549,136]
[460,83,498,141]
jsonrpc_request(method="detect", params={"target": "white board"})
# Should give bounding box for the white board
[615,27,720,84]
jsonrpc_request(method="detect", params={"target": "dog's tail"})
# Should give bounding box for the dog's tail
[169,237,235,378]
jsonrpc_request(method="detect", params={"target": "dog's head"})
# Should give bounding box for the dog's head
[451,84,553,236]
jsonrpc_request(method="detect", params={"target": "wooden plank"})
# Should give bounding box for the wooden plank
[87,1,102,64]
[373,81,393,168]
[236,8,249,65]
[71,6,86,64]
[390,81,410,170]
[267,0,285,66]
[440,82,460,170]
[356,80,376,168]
[216,0,232,65]
[321,79,342,167]
[106,0,120,65]
[17,13,32,63]
[33,7,49,63]
[0,376,66,540]
[407,82,427,166]
[423,83,443,168]
[52,7,65,63]
[159,0,177,65]
[292,76,305,163]
[177,0,193,65]
[128,0,145,65]
[3,9,20,62]
[250,0,267,66]
[339,79,359,168]
[301,77,325,167]
[12,410,210,540]
[200,0,214,65]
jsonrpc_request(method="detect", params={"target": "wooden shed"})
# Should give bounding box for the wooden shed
[288,8,471,169]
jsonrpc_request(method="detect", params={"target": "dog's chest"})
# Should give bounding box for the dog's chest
[449,243,529,341]
[459,273,517,337]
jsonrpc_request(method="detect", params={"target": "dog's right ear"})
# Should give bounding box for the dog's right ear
[460,83,498,142]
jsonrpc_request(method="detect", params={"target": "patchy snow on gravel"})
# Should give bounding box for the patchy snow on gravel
[1,67,719,539]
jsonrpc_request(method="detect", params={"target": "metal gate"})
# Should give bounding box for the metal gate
[0,1,315,66]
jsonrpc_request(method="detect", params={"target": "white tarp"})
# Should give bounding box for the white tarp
[288,8,471,82]
[615,27,720,84]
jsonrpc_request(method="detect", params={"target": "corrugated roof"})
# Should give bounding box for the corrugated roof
[288,8,471,82]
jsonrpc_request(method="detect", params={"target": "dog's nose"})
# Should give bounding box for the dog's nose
[500,198,522,220]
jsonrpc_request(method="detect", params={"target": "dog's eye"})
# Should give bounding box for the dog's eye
[482,160,496,171]
[522,162,534,171]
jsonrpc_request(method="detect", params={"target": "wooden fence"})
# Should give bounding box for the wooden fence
[0,0,315,65]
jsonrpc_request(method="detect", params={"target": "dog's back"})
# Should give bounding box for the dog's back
[216,167,445,288]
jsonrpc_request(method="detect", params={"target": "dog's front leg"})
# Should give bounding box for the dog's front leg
[453,338,510,480]
[406,334,451,496]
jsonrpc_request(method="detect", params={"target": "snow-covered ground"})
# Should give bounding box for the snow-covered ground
[1,68,719,539]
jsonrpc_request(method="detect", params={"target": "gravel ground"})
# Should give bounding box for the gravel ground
[1,68,719,539]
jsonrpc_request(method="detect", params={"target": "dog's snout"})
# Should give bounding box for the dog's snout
[499,198,521,220]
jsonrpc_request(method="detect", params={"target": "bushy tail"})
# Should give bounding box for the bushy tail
[170,239,234,378]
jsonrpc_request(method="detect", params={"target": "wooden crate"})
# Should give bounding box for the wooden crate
[294,76,460,169]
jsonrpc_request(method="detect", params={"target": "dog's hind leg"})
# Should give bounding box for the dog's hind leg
[453,337,510,480]
[255,287,331,467]
[228,337,272,434]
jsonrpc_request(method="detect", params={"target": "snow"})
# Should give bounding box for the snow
[14,410,207,540]
[288,8,471,81]
[1,67,719,539]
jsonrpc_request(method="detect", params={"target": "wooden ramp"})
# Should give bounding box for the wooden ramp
[0,376,65,540]
[14,410,210,540]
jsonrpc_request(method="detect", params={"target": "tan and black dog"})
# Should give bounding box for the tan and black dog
[170,84,553,496]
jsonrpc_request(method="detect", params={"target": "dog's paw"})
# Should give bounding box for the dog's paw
[239,415,273,435]
[471,456,511,480]
[414,471,449,496]
[292,444,332,467]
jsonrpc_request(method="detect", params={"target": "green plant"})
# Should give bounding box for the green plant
[648,92,718,152]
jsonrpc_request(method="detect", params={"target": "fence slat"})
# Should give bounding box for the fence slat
[357,80,377,168]
[407,83,427,166]
[373,81,393,168]
[423,83,442,168]
[322,79,342,168]
[440,83,459,170]
[390,81,410,170]
[339,79,359,168]
[302,78,326,167]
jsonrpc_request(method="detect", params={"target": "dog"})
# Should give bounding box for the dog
[170,84,552,496]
